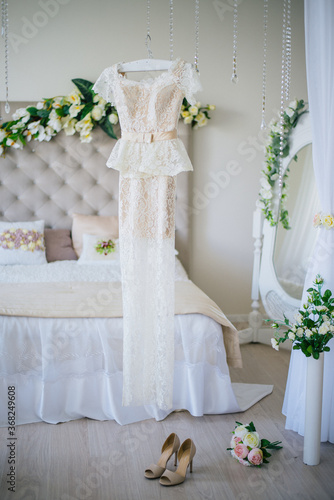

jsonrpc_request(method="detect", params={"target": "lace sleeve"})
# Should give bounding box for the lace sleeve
[179,62,202,105]
[92,66,115,104]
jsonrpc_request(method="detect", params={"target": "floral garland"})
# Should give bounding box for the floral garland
[0,79,215,156]
[257,99,308,230]
[271,275,334,359]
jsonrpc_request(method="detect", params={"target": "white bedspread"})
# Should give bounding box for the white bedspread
[0,260,272,426]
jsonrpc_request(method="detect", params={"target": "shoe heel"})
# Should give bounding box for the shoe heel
[174,450,177,466]
[190,459,193,473]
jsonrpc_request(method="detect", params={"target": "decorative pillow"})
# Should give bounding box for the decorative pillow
[44,229,78,262]
[77,233,119,265]
[71,214,119,257]
[0,220,47,265]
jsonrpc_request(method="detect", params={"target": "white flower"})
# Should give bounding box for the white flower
[256,200,265,210]
[28,120,41,135]
[0,145,3,155]
[183,115,193,125]
[197,117,208,127]
[289,99,298,110]
[66,90,81,105]
[108,113,119,125]
[288,331,295,341]
[52,97,63,109]
[47,109,62,132]
[285,107,295,118]
[243,432,260,449]
[271,173,279,181]
[259,188,272,200]
[12,108,30,123]
[294,313,303,324]
[23,129,33,142]
[260,177,271,190]
[91,105,105,121]
[189,105,199,116]
[79,130,92,143]
[271,124,281,134]
[305,329,312,338]
[271,338,279,351]
[93,94,107,106]
[316,305,328,312]
[208,104,216,110]
[36,101,45,110]
[69,104,84,118]
[76,114,93,133]
[0,129,7,141]
[61,116,77,136]
[194,112,205,122]
[296,328,304,337]
[234,424,248,439]
[319,322,330,335]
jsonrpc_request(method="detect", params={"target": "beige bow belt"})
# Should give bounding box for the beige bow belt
[121,130,177,143]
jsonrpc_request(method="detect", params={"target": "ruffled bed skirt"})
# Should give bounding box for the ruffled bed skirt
[0,315,272,426]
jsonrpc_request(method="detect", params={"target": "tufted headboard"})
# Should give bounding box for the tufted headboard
[0,102,192,269]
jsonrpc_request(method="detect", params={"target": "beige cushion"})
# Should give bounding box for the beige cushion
[71,213,119,257]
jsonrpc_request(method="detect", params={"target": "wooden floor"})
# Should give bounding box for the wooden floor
[1,343,333,500]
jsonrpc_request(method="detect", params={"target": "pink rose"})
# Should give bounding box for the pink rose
[230,436,242,448]
[234,444,249,460]
[248,448,263,466]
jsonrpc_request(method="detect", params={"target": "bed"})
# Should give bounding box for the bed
[0,103,271,426]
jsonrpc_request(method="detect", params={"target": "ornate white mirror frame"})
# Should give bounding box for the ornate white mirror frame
[249,112,313,343]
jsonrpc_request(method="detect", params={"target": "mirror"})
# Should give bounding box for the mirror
[251,111,316,328]
[274,143,319,300]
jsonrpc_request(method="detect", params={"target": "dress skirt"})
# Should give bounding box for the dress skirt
[119,174,176,410]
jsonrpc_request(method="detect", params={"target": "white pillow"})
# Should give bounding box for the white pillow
[77,233,119,265]
[0,220,47,265]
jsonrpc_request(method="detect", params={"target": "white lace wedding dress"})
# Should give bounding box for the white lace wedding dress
[93,59,201,410]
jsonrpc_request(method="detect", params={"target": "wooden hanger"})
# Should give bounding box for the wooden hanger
[117,59,173,73]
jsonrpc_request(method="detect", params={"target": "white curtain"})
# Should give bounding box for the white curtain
[283,0,334,443]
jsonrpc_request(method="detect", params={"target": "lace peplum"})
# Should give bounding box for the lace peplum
[93,58,202,177]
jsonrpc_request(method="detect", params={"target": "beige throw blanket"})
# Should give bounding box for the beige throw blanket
[0,280,242,368]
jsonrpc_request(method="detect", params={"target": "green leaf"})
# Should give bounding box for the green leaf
[324,346,330,352]
[246,421,256,432]
[99,116,117,139]
[26,106,39,116]
[72,78,94,102]
[313,351,319,360]
[37,109,50,118]
[262,450,272,458]
[263,458,269,464]
[80,102,94,119]
[261,439,270,447]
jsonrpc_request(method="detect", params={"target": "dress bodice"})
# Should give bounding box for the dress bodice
[93,58,202,177]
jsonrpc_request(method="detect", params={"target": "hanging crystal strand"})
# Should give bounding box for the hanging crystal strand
[284,0,292,102]
[278,0,289,194]
[169,0,174,61]
[231,0,238,83]
[1,0,10,116]
[260,0,268,130]
[145,0,153,59]
[194,0,200,72]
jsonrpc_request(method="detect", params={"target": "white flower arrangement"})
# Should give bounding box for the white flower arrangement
[258,99,308,230]
[271,275,334,359]
[0,80,215,155]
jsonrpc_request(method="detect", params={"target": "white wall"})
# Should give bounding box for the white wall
[0,0,307,314]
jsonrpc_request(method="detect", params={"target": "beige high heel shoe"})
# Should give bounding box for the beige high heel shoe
[144,433,180,479]
[159,438,196,486]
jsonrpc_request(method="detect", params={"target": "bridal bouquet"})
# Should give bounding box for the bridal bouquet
[271,275,334,359]
[95,239,116,256]
[227,421,282,467]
